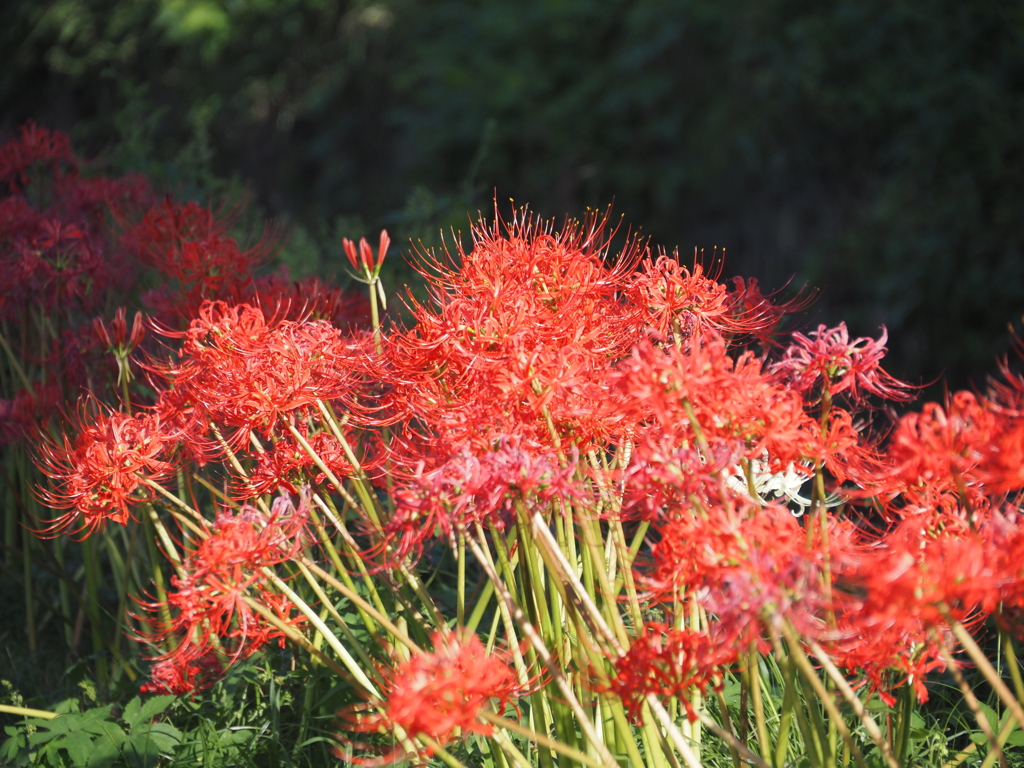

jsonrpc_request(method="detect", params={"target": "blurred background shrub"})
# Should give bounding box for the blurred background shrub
[3,0,1023,387]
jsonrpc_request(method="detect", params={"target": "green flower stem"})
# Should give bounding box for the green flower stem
[20,511,36,655]
[481,710,609,768]
[465,529,622,768]
[465,577,496,633]
[1001,627,1024,703]
[242,595,362,685]
[574,505,630,648]
[979,713,1022,768]
[749,648,771,761]
[804,637,898,768]
[457,531,466,627]
[483,523,531,685]
[893,684,915,767]
[305,502,373,622]
[774,652,798,768]
[259,571,380,696]
[299,557,422,654]
[944,609,1024,733]
[314,400,384,522]
[293,561,384,686]
[0,704,57,720]
[81,535,107,689]
[780,625,869,768]
[0,328,33,394]
[714,687,744,768]
[935,636,1005,768]
[309,492,393,626]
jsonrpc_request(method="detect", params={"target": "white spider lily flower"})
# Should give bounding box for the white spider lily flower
[726,457,842,516]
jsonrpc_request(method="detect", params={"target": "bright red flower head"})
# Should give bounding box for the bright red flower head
[342,631,521,763]
[36,402,176,537]
[605,623,737,722]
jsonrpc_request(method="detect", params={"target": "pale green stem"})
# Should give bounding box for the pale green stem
[935,636,1007,768]
[780,625,868,768]
[465,529,621,768]
[0,704,57,720]
[804,637,898,768]
[945,611,1024,732]
[481,711,609,768]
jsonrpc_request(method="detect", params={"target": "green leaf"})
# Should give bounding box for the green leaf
[62,730,95,767]
[86,735,121,768]
[1005,730,1024,747]
[135,696,175,726]
[1,728,26,760]
[121,697,142,728]
[88,720,127,752]
[133,722,182,751]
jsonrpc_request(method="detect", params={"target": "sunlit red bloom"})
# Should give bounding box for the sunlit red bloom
[864,391,1000,511]
[36,403,175,537]
[606,624,737,722]
[156,301,369,448]
[382,208,642,454]
[773,323,915,403]
[613,335,818,471]
[626,254,806,344]
[342,632,520,762]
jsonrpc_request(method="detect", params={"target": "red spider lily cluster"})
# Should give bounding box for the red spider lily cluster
[137,495,311,695]
[344,632,521,763]
[0,122,370,446]
[21,122,1024,765]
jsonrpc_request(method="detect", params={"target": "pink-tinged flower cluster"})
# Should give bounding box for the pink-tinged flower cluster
[773,322,916,403]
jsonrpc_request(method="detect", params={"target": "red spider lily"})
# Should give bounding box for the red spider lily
[382,207,643,455]
[0,384,61,446]
[865,391,1000,512]
[137,495,311,689]
[128,198,275,315]
[0,121,77,192]
[773,323,916,403]
[155,301,371,448]
[246,269,373,329]
[341,631,520,763]
[36,402,176,537]
[140,651,224,696]
[245,429,367,498]
[613,335,818,471]
[379,438,582,564]
[605,623,737,722]
[344,229,390,280]
[93,306,146,352]
[618,434,741,521]
[0,127,148,320]
[643,498,838,645]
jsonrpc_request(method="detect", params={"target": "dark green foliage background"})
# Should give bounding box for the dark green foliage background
[4,0,1024,387]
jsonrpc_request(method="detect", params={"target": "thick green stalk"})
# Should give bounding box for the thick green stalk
[781,627,868,768]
